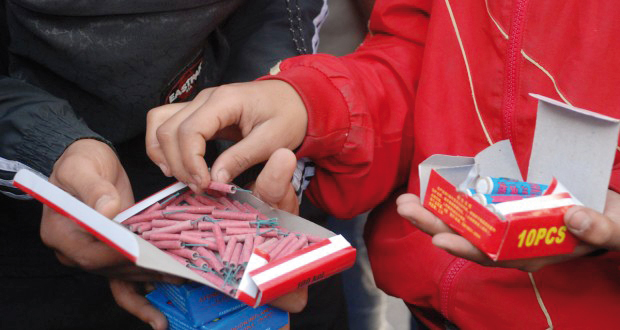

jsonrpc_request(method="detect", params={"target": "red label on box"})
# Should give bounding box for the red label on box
[498,206,579,259]
[424,171,506,256]
[424,170,579,260]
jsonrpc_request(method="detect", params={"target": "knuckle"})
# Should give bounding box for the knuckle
[145,142,161,160]
[169,166,189,184]
[212,84,238,100]
[177,121,195,140]
[230,153,252,171]
[52,157,79,183]
[145,145,158,160]
[156,125,174,143]
[146,108,160,123]
[582,223,610,246]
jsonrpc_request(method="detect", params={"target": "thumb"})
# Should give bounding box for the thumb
[91,183,123,219]
[64,164,122,218]
[209,125,288,186]
[269,287,308,313]
[565,206,620,250]
[67,164,122,219]
[51,141,123,219]
[253,148,298,209]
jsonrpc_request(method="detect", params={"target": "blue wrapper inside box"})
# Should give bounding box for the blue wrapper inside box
[155,282,245,326]
[147,283,289,329]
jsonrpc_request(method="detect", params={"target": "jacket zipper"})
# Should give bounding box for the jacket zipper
[439,0,531,321]
[440,258,468,318]
[501,0,529,141]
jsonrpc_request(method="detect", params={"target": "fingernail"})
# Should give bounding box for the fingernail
[216,169,230,183]
[149,322,157,329]
[95,195,112,211]
[567,210,591,233]
[192,174,202,186]
[158,163,170,177]
[188,183,199,192]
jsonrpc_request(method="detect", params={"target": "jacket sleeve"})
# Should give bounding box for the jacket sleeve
[0,77,110,196]
[219,0,327,84]
[260,0,431,219]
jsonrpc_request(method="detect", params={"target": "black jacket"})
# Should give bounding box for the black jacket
[0,0,326,197]
[0,1,333,329]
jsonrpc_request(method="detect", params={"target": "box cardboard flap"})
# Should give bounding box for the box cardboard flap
[248,235,355,305]
[419,155,475,201]
[474,140,523,181]
[13,169,140,261]
[435,166,476,187]
[233,191,335,239]
[528,94,620,212]
[237,249,270,307]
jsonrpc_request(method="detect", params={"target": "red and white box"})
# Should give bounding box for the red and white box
[13,173,356,307]
[419,94,620,260]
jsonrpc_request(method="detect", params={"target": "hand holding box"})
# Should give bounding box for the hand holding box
[416,95,620,262]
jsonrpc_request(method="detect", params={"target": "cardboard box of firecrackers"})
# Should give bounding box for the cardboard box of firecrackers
[420,94,620,260]
[13,169,356,309]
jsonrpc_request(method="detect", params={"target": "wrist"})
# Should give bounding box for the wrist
[268,80,308,150]
[258,65,349,160]
[53,138,119,177]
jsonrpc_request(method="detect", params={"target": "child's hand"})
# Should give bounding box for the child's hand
[395,193,604,272]
[146,80,308,191]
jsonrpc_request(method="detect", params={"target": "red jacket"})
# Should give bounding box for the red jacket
[266,0,620,328]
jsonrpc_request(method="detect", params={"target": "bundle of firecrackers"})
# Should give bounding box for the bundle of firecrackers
[120,182,323,295]
[463,176,580,218]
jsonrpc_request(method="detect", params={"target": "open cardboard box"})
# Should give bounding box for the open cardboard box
[13,172,356,307]
[419,94,620,260]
